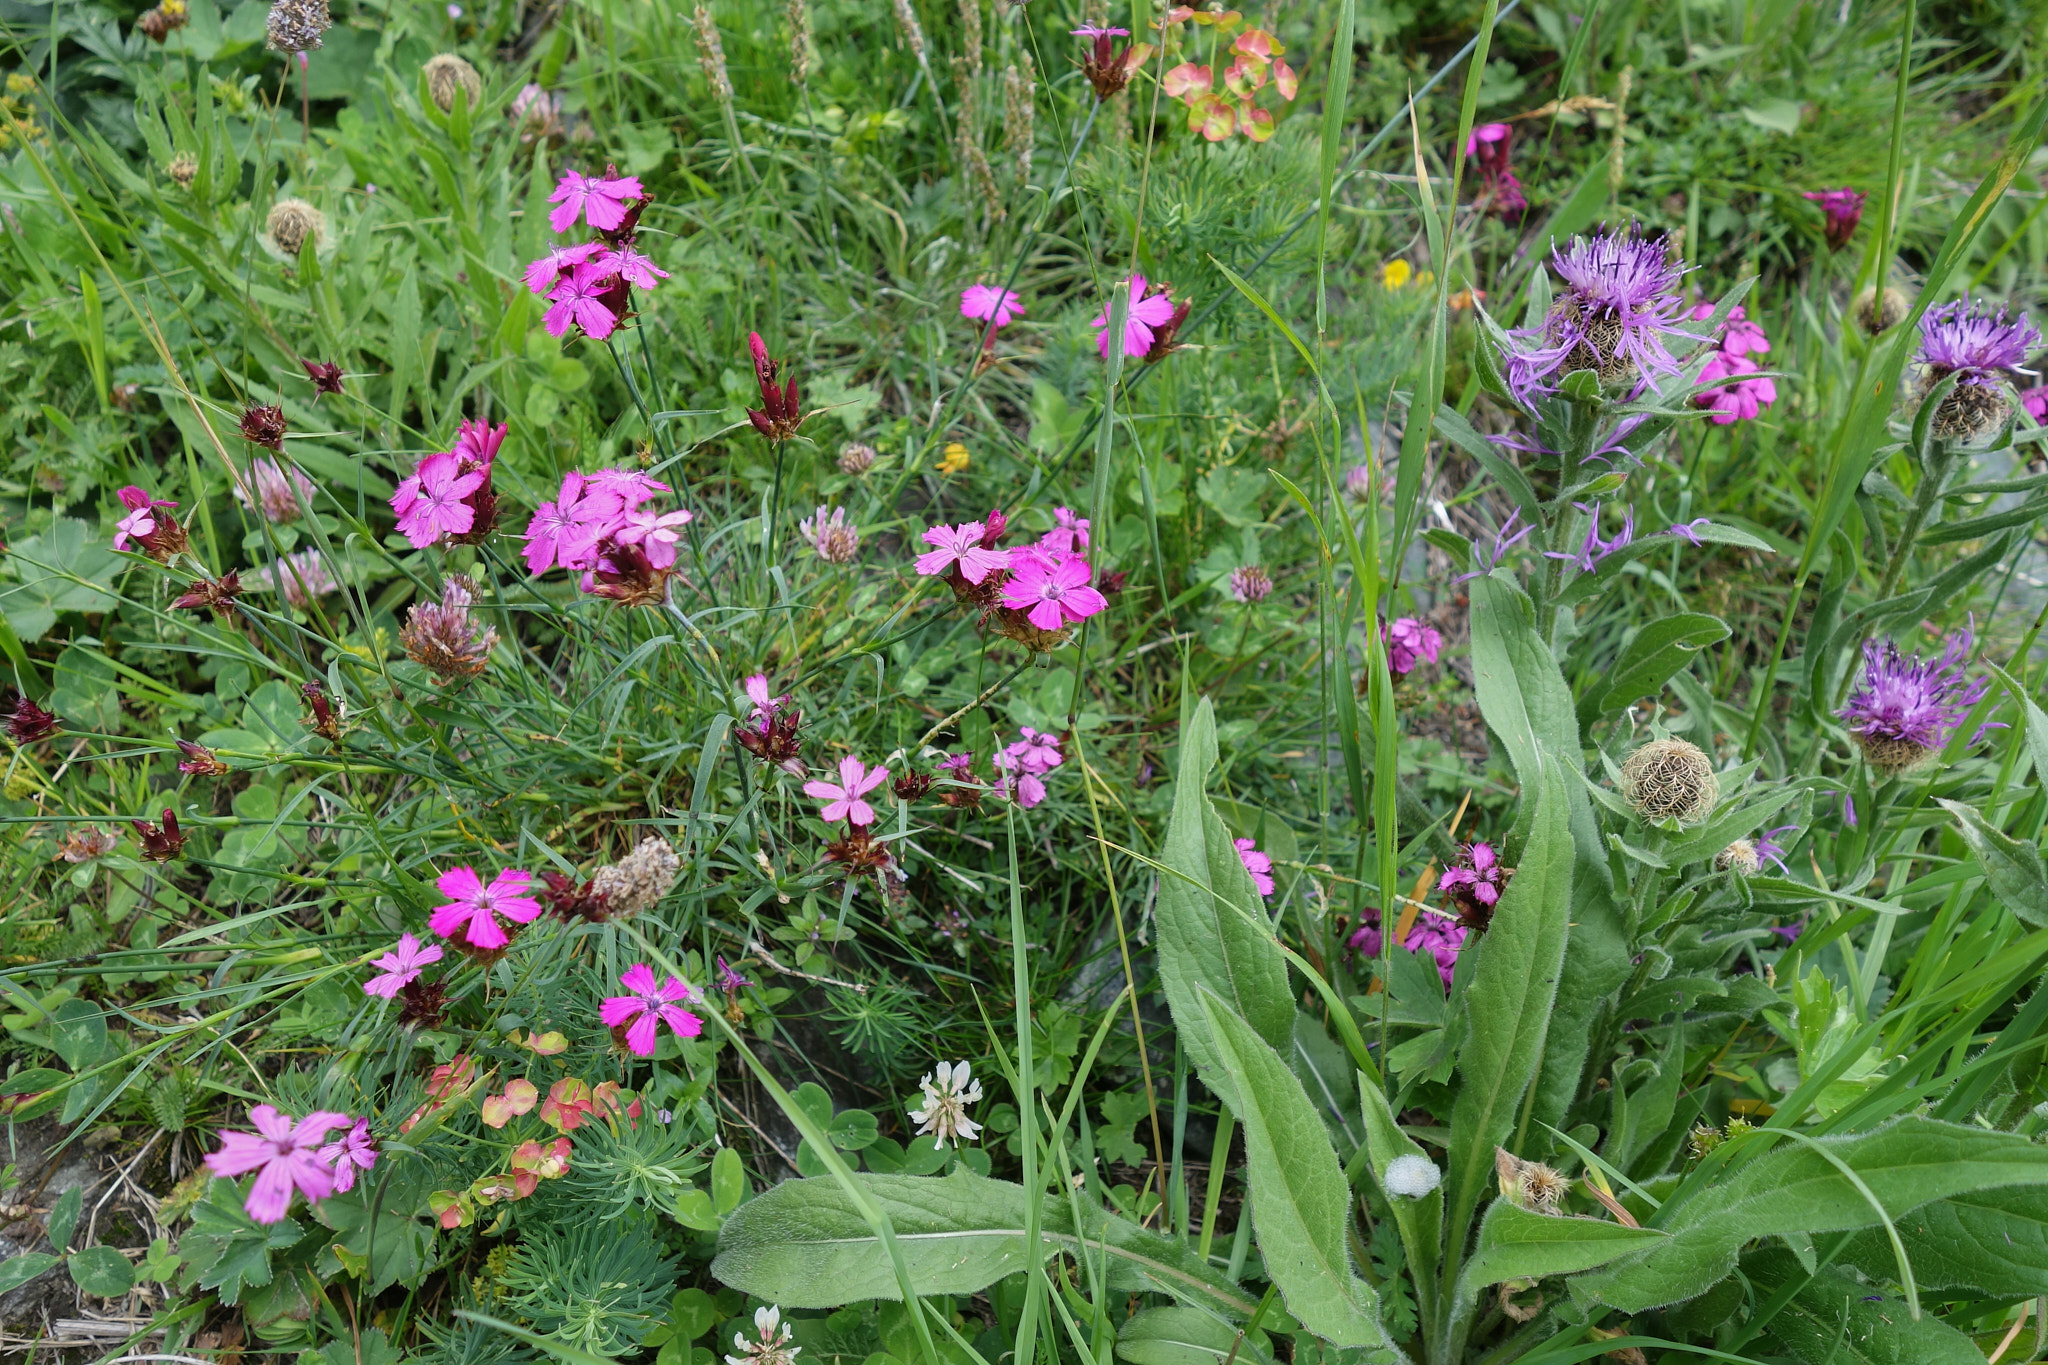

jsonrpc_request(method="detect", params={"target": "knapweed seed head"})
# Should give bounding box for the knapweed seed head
[1506,226,1688,407]
[402,576,499,683]
[1854,286,1909,336]
[1228,565,1272,603]
[587,836,681,917]
[264,0,330,52]
[1840,628,1993,774]
[837,442,877,476]
[1620,738,1719,825]
[166,151,198,186]
[800,505,860,563]
[264,198,326,259]
[424,53,483,112]
[1716,840,1761,875]
[909,1061,984,1149]
[1495,1148,1570,1214]
[137,1,190,41]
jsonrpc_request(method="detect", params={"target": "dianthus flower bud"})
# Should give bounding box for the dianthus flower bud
[745,333,804,441]
[240,403,289,451]
[176,739,230,776]
[132,808,186,862]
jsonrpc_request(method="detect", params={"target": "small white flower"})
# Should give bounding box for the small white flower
[908,1060,984,1150]
[1384,1154,1442,1199]
[726,1305,799,1365]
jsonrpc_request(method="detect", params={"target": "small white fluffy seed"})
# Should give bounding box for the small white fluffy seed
[1384,1154,1442,1199]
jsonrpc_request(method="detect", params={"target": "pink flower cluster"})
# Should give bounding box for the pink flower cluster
[992,728,1063,809]
[913,512,1111,633]
[205,1103,379,1224]
[1348,909,1467,988]
[525,169,668,342]
[1385,617,1443,676]
[1235,837,1274,897]
[391,419,505,549]
[521,468,693,588]
[1690,303,1778,426]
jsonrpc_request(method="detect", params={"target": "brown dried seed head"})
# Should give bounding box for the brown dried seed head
[1619,738,1719,826]
[424,53,483,113]
[265,198,326,258]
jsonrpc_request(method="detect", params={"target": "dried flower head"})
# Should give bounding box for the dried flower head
[56,826,118,862]
[1228,565,1272,603]
[1619,738,1719,826]
[264,198,327,259]
[173,572,244,619]
[1840,628,1993,774]
[1853,286,1909,337]
[235,457,316,523]
[691,3,733,102]
[837,442,877,476]
[402,576,498,683]
[397,976,448,1029]
[1506,227,1689,406]
[240,402,289,451]
[5,694,61,745]
[166,151,199,186]
[587,836,681,917]
[137,0,190,41]
[264,0,330,52]
[132,808,186,862]
[1714,840,1761,876]
[1495,1148,1570,1214]
[800,505,860,564]
[176,739,230,776]
[424,53,483,112]
[727,1306,801,1365]
[909,1061,983,1149]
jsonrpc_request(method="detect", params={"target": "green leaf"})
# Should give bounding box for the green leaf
[1154,696,1294,1112]
[1115,1307,1271,1365]
[178,1179,304,1306]
[1938,799,2048,926]
[1579,615,1730,724]
[1748,1248,1986,1365]
[47,1185,83,1253]
[1454,1202,1664,1325]
[50,998,110,1071]
[828,1108,880,1151]
[1986,661,2048,784]
[1196,991,1388,1350]
[0,1252,60,1295]
[312,1179,437,1296]
[710,1169,1255,1318]
[1841,1186,2048,1298]
[68,1245,137,1297]
[1570,1118,2048,1313]
[712,1147,748,1215]
[0,518,121,643]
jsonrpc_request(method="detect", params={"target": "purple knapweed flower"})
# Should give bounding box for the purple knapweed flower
[1545,504,1635,573]
[1839,627,1995,774]
[1754,824,1796,874]
[1455,510,1536,583]
[1918,300,2040,386]
[1505,227,1689,406]
[1667,517,1712,546]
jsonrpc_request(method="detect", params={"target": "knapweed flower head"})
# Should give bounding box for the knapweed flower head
[1001,547,1109,632]
[1092,275,1187,360]
[1620,739,1719,826]
[746,332,805,441]
[588,835,682,916]
[1496,1148,1570,1214]
[423,52,482,113]
[113,486,187,560]
[601,963,703,1056]
[319,1119,378,1195]
[727,1306,801,1365]
[402,576,498,683]
[1804,188,1865,251]
[1235,837,1275,897]
[1917,300,2040,441]
[800,505,860,564]
[1229,565,1273,603]
[1384,617,1443,676]
[429,865,543,953]
[1349,906,1469,986]
[1840,628,1994,774]
[363,933,443,998]
[204,1103,352,1224]
[909,1061,983,1149]
[251,550,339,610]
[1438,841,1508,933]
[1544,503,1635,575]
[806,755,890,827]
[961,283,1024,330]
[1506,227,1689,406]
[235,457,317,523]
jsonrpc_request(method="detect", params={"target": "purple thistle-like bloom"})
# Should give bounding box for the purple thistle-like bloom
[1917,301,2040,387]
[1454,509,1537,583]
[1667,517,1712,546]
[1754,824,1796,875]
[1839,627,1994,773]
[1506,227,1689,406]
[1545,504,1635,574]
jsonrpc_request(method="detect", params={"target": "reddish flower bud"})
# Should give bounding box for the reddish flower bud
[301,359,345,396]
[175,739,230,776]
[240,404,289,451]
[173,572,244,620]
[132,808,185,862]
[5,694,61,744]
[745,334,805,441]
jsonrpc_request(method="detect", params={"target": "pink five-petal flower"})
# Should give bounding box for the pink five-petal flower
[522,472,627,575]
[113,486,177,553]
[363,933,443,999]
[586,468,672,508]
[547,170,646,233]
[393,451,484,548]
[544,263,621,340]
[960,284,1025,329]
[427,866,544,951]
[1001,550,1108,630]
[599,963,703,1056]
[595,246,670,290]
[205,1103,353,1224]
[523,241,602,295]
[913,522,1012,583]
[614,506,695,568]
[804,754,891,827]
[318,1118,379,1194]
[1235,837,1275,897]
[1091,276,1180,359]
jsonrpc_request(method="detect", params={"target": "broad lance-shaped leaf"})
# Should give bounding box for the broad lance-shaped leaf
[711,1168,1256,1318]
[1570,1117,2048,1313]
[1442,748,1573,1311]
[1115,1307,1275,1365]
[1196,990,1392,1353]
[1939,798,2048,928]
[1747,1248,1987,1365]
[1467,573,1629,1135]
[1842,1186,2048,1298]
[1359,1074,1441,1332]
[1155,695,1293,1111]
[1452,1201,1665,1325]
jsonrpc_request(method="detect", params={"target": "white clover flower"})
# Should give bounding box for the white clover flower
[1384,1154,1442,1199]
[726,1305,799,1365]
[909,1061,984,1150]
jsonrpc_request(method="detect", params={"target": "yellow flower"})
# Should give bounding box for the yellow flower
[5,72,35,96]
[1379,259,1412,289]
[1415,269,1437,288]
[936,442,970,474]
